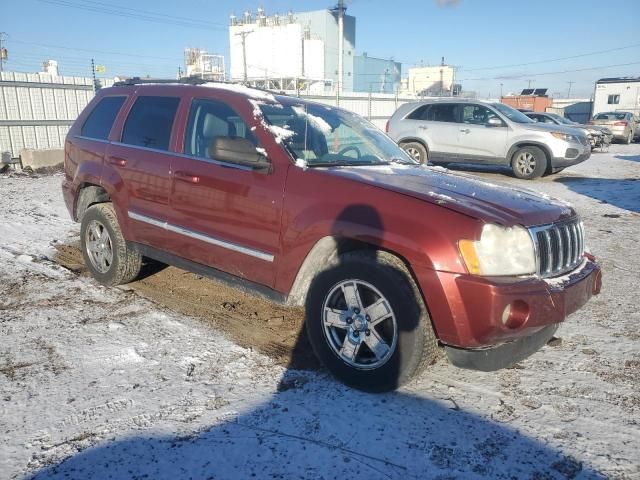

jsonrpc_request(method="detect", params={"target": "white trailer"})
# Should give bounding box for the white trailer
[592,77,640,118]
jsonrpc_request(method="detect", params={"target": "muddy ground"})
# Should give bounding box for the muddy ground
[53,242,316,370]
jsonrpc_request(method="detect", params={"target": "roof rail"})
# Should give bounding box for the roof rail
[113,76,208,87]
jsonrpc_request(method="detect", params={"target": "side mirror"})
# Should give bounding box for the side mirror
[486,117,504,127]
[209,137,271,173]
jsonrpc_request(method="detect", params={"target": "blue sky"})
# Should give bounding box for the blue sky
[3,0,640,98]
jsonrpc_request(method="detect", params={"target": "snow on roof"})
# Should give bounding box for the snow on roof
[203,82,277,102]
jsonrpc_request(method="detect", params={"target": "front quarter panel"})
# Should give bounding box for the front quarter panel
[275,167,480,294]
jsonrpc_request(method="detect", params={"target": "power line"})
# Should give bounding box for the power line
[458,61,640,82]
[36,0,228,30]
[10,38,183,61]
[462,43,640,72]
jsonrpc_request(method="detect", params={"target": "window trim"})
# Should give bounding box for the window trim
[120,95,181,152]
[80,95,127,141]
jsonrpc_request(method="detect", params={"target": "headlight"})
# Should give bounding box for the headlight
[550,131,579,143]
[459,224,536,276]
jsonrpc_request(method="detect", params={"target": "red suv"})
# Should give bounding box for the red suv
[62,79,602,391]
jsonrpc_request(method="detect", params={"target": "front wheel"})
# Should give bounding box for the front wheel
[305,250,439,392]
[511,146,547,180]
[80,203,142,286]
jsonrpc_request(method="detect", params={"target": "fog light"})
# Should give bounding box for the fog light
[501,300,530,329]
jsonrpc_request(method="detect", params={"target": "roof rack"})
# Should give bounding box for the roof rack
[113,76,208,87]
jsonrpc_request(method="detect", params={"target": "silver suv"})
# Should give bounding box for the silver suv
[387,99,591,179]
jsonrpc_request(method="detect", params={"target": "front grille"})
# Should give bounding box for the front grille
[529,219,585,277]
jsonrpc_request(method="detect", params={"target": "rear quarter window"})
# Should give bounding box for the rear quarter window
[81,96,126,140]
[121,96,180,151]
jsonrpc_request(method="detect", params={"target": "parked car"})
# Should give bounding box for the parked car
[589,111,638,144]
[524,111,613,149]
[387,99,591,180]
[62,80,602,392]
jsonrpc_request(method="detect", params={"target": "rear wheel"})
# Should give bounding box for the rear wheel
[305,250,439,392]
[511,146,547,180]
[625,130,633,145]
[400,141,428,164]
[80,203,142,286]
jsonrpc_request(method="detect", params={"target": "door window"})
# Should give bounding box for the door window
[461,105,501,125]
[81,96,126,140]
[184,98,258,161]
[121,96,180,151]
[423,104,458,123]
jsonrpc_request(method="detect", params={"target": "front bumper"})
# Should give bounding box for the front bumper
[415,258,602,351]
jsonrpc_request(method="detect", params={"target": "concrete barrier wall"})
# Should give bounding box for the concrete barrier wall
[20,149,64,169]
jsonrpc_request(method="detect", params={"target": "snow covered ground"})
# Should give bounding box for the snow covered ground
[1,145,639,479]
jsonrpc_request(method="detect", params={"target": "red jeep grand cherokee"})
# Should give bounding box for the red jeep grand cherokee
[62,79,602,392]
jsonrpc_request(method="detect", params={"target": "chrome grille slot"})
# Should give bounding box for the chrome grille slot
[530,219,585,278]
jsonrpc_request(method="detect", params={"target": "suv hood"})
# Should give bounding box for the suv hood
[325,164,575,227]
[519,121,585,136]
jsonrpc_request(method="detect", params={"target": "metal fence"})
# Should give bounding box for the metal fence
[0,73,421,158]
[0,72,115,158]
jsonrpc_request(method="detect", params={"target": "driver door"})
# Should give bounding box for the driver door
[167,97,287,287]
[455,104,510,163]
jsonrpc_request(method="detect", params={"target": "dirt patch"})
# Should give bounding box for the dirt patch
[53,242,318,370]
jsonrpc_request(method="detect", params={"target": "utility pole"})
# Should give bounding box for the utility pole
[91,58,97,93]
[500,83,504,98]
[527,79,534,89]
[0,32,8,74]
[235,31,251,84]
[567,81,574,98]
[333,0,346,94]
[177,66,183,79]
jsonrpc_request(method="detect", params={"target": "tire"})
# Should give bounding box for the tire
[80,203,142,286]
[511,146,547,180]
[305,250,439,392]
[400,141,428,164]
[625,130,633,145]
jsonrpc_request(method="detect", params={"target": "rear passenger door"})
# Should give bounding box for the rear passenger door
[166,97,286,287]
[417,103,460,162]
[105,94,181,247]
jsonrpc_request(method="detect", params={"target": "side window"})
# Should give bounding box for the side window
[406,105,429,120]
[121,96,180,151]
[461,105,500,125]
[81,96,126,140]
[607,94,620,105]
[184,98,258,160]
[423,104,458,123]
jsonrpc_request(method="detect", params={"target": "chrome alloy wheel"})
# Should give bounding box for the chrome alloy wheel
[405,146,422,162]
[515,151,536,176]
[322,279,398,370]
[85,219,113,274]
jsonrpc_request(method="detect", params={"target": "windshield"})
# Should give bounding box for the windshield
[492,103,535,124]
[259,102,417,167]
[547,113,576,125]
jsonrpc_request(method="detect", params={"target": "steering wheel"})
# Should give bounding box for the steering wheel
[337,146,361,159]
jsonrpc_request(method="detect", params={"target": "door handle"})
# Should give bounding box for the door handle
[174,171,200,184]
[459,128,470,134]
[108,157,127,167]
[418,125,428,130]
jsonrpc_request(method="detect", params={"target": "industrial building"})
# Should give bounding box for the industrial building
[228,4,399,94]
[353,53,401,94]
[404,62,457,96]
[592,77,640,117]
[184,48,225,81]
